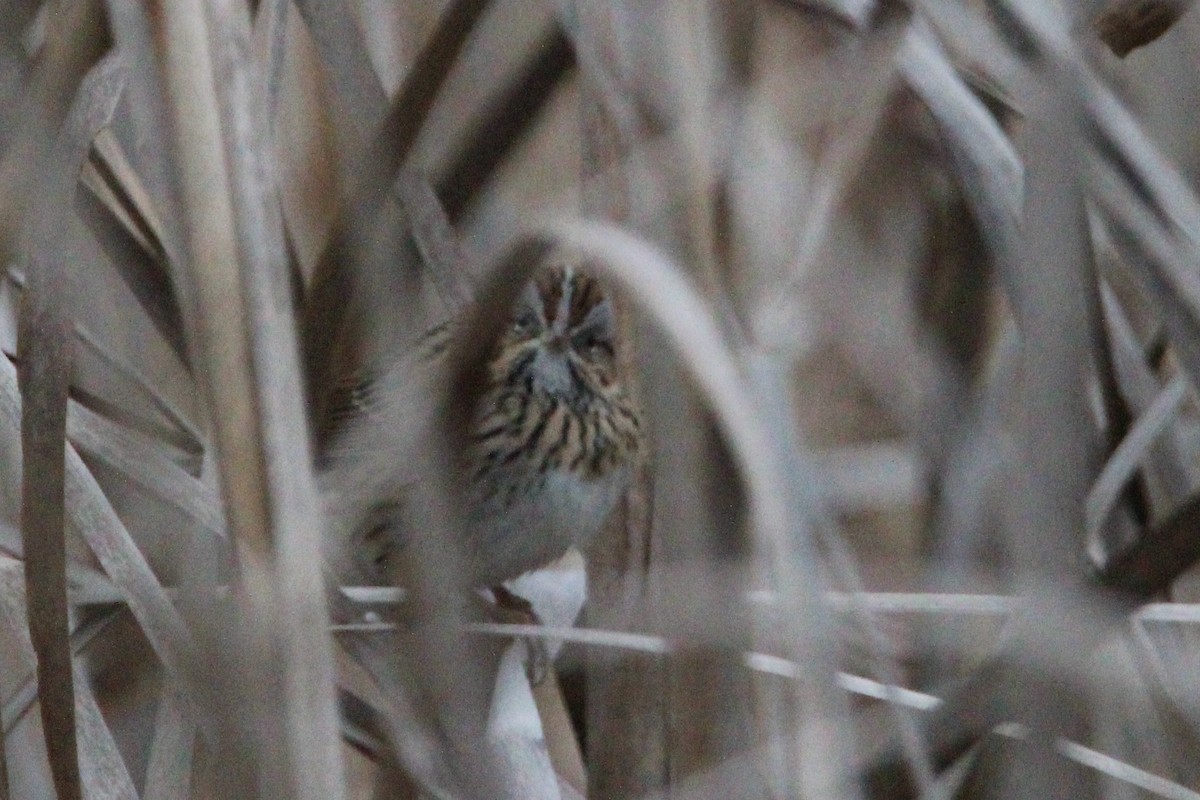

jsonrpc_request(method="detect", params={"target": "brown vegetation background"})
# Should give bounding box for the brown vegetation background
[3,1,1200,799]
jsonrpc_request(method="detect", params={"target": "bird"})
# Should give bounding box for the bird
[318,263,643,600]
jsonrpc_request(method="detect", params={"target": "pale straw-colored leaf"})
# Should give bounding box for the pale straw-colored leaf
[141,688,194,800]
[66,400,224,540]
[1086,375,1189,545]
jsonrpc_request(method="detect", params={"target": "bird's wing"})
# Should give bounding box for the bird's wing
[318,345,441,583]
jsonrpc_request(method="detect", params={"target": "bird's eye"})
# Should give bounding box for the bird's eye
[574,334,613,362]
[512,311,538,336]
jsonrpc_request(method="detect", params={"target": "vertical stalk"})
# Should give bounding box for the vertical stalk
[148,1,344,797]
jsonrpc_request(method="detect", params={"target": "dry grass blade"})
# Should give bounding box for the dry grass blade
[1079,61,1200,254]
[1,274,200,460]
[141,689,194,800]
[569,24,757,790]
[0,33,203,759]
[1053,738,1200,800]
[93,3,210,416]
[2,607,121,736]
[1091,173,1200,422]
[780,6,910,288]
[435,23,575,222]
[15,35,126,800]
[327,590,460,798]
[72,663,137,800]
[1086,375,1188,544]
[66,400,225,541]
[0,573,139,800]
[0,0,107,265]
[728,16,947,784]
[290,0,388,139]
[692,287,885,797]
[256,0,290,127]
[0,353,201,732]
[63,404,199,693]
[463,619,1200,800]
[76,129,188,367]
[302,0,492,425]
[1090,178,1200,590]
[357,272,547,797]
[1125,624,1200,788]
[866,2,1111,793]
[642,372,761,794]
[899,26,1022,271]
[568,6,666,794]
[1006,17,1105,800]
[72,325,202,460]
[205,0,345,795]
[18,153,81,800]
[996,0,1101,676]
[140,0,347,794]
[923,324,1019,586]
[1097,276,1192,504]
[0,568,57,800]
[1090,278,1193,586]
[148,0,268,565]
[864,590,1141,798]
[395,172,474,314]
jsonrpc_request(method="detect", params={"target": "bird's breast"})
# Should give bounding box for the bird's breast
[468,464,628,585]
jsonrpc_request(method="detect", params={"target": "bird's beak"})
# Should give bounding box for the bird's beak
[531,344,574,397]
